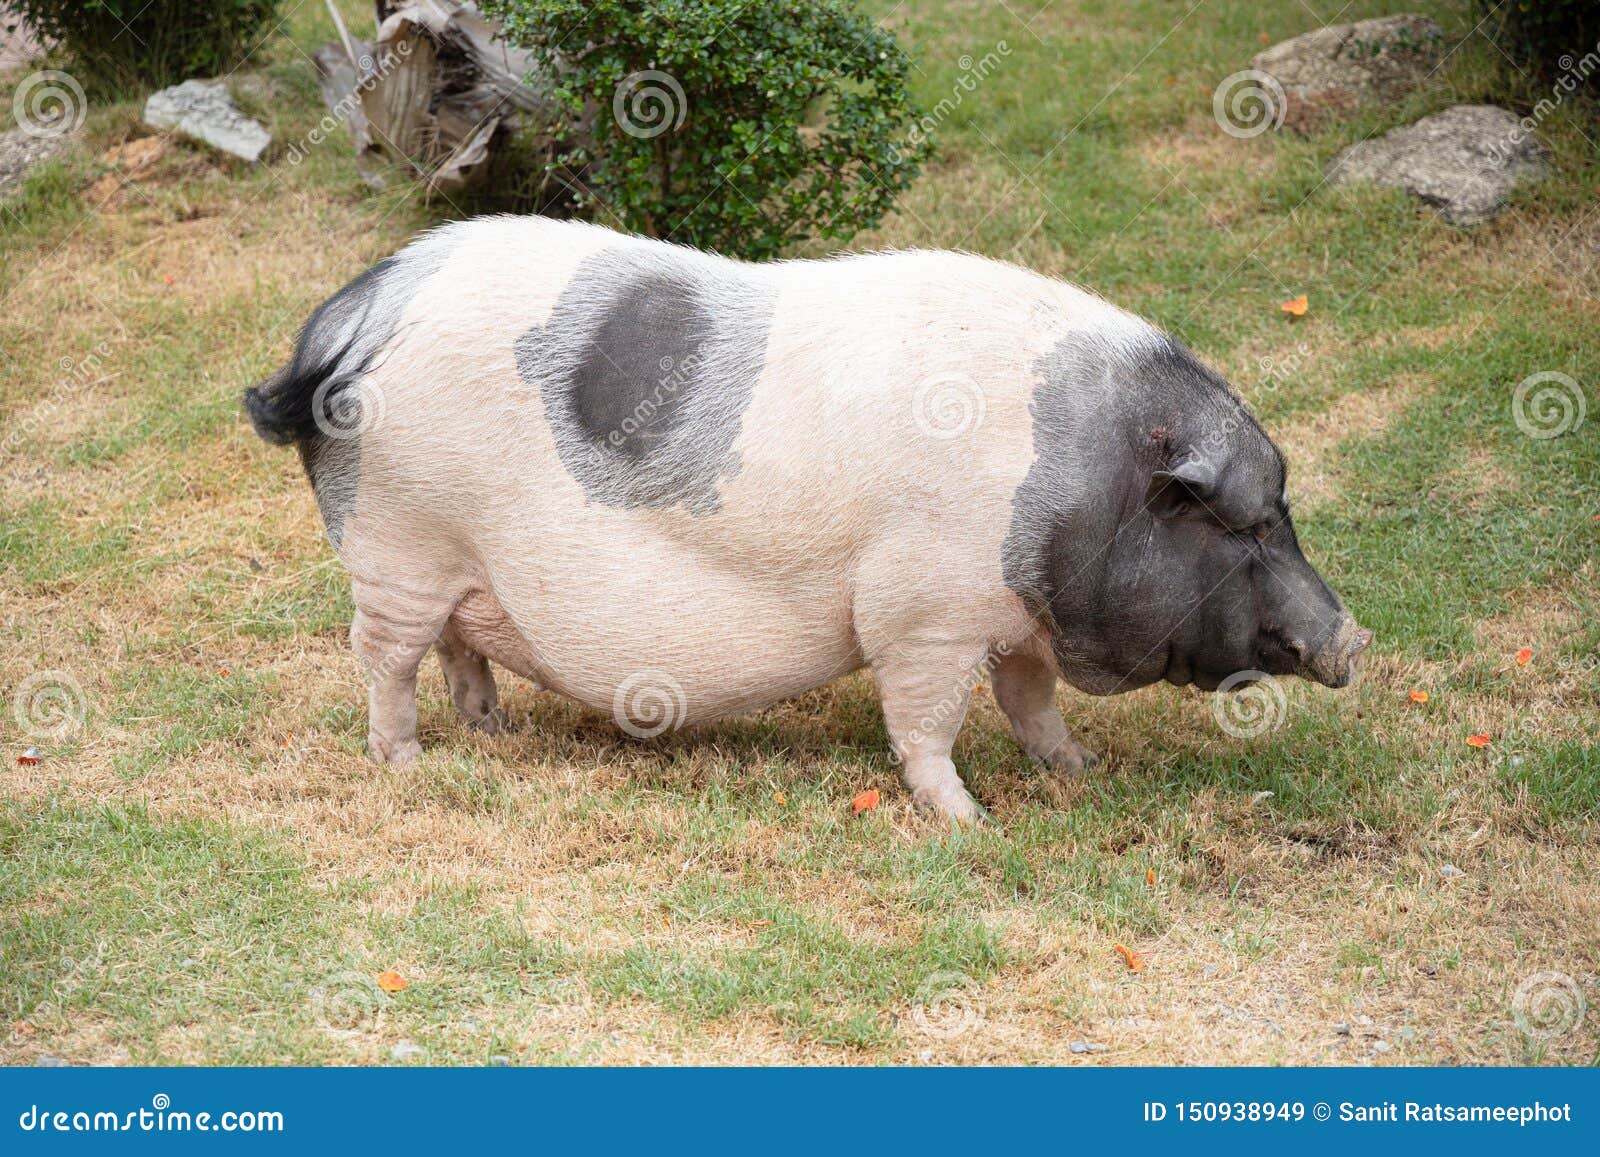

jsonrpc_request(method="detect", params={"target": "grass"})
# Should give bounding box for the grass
[1,0,1597,1065]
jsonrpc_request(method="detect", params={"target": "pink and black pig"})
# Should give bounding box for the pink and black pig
[245,217,1370,820]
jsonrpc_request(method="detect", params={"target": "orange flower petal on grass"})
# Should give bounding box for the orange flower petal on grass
[1516,647,1533,667]
[376,970,407,993]
[774,790,787,806]
[1466,733,1491,749]
[1407,689,1429,703]
[851,789,880,816]
[1145,868,1157,886]
[1280,294,1309,317]
[1114,944,1146,972]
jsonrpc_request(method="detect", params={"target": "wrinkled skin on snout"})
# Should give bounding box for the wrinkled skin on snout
[1007,338,1372,700]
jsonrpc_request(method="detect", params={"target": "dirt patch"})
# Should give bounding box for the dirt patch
[1274,373,1434,505]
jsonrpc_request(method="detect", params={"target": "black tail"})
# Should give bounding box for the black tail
[243,364,312,446]
[242,256,403,448]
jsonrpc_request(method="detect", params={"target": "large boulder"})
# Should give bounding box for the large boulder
[143,79,271,162]
[1253,14,1444,133]
[1326,105,1550,226]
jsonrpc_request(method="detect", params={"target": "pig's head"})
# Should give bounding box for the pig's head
[1002,331,1372,696]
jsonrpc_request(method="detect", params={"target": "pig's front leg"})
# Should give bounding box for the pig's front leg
[873,644,988,822]
[990,649,1097,775]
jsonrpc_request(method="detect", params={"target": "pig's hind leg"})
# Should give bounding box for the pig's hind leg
[349,586,454,766]
[435,619,507,735]
[990,649,1097,776]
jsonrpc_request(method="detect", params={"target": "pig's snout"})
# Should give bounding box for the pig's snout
[1294,616,1374,689]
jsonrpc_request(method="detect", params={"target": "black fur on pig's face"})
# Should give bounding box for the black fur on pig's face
[1003,334,1352,695]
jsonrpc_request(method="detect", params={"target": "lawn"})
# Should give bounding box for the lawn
[1,0,1596,1066]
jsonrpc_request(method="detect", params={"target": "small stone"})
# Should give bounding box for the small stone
[917,1048,933,1063]
[1372,1040,1393,1054]
[389,1040,424,1061]
[1357,1015,1374,1027]
[1250,790,1275,804]
[1333,1022,1350,1035]
[488,1054,511,1067]
[1069,1041,1108,1054]
[37,1056,67,1067]
[143,80,270,163]
[1439,864,1462,878]
[1326,105,1550,226]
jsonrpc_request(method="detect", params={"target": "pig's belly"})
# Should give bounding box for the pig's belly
[447,568,861,724]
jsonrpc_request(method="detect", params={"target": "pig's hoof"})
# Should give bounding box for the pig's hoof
[465,707,509,736]
[369,734,422,765]
[1037,738,1098,777]
[912,784,983,823]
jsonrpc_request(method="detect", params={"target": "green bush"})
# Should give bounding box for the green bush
[6,0,282,95]
[1477,1,1600,81]
[481,0,933,259]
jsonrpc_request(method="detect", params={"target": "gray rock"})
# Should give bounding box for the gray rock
[1327,105,1551,226]
[0,125,76,201]
[389,1039,424,1061]
[1068,1040,1108,1054]
[143,80,270,162]
[36,1056,67,1067]
[1253,14,1444,132]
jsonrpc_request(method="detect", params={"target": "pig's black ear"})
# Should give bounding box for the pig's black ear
[1147,449,1220,516]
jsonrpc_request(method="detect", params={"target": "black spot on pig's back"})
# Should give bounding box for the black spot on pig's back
[515,250,775,515]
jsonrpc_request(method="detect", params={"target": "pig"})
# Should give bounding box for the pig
[244,216,1371,821]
